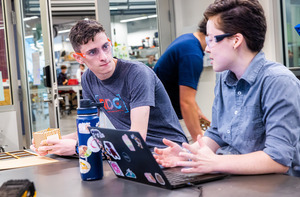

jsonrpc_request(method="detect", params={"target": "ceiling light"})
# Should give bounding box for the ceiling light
[120,15,157,23]
[58,29,70,34]
[23,16,38,22]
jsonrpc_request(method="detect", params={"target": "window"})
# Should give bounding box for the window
[282,0,300,68]
[0,1,12,106]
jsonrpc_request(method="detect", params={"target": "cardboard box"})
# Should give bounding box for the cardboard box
[33,128,61,149]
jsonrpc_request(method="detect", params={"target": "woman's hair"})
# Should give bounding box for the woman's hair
[69,20,106,52]
[204,0,266,52]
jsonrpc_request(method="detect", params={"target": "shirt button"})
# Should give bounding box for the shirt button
[227,130,230,133]
[234,110,238,115]
[237,91,242,95]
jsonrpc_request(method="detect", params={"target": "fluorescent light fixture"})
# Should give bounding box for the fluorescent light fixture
[58,29,70,34]
[32,27,37,30]
[148,14,157,18]
[120,15,157,23]
[23,16,38,22]
[25,35,34,39]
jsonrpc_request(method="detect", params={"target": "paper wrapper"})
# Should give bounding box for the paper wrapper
[33,128,61,149]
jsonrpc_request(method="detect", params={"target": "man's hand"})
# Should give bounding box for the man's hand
[30,138,77,156]
[153,138,188,167]
[177,135,218,173]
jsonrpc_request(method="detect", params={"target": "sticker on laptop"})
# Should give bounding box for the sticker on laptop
[87,136,101,153]
[144,173,156,183]
[104,141,121,160]
[155,173,166,185]
[125,168,136,179]
[90,128,105,139]
[79,145,92,158]
[121,152,131,162]
[79,159,91,174]
[130,134,143,149]
[108,161,124,176]
[122,134,136,151]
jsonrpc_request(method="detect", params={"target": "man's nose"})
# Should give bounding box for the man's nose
[97,49,107,60]
[205,45,211,53]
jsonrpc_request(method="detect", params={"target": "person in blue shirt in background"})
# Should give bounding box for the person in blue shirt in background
[154,0,300,177]
[154,18,209,143]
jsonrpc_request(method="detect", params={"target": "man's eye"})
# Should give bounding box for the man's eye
[88,49,97,56]
[103,44,109,50]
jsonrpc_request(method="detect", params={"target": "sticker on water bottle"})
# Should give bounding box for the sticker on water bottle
[79,145,92,158]
[78,122,91,134]
[87,136,100,153]
[79,159,91,174]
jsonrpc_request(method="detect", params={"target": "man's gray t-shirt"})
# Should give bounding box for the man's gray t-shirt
[81,59,187,149]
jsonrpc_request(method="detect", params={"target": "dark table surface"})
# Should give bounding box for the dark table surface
[1,155,300,197]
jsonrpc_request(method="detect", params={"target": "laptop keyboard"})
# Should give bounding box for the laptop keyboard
[163,168,204,185]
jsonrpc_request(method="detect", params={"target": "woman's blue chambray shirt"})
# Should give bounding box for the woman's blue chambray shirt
[204,51,300,176]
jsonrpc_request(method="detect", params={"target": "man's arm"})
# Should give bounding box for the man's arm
[180,85,208,141]
[179,136,288,175]
[130,106,150,140]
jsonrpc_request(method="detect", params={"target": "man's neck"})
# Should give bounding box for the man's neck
[193,32,206,51]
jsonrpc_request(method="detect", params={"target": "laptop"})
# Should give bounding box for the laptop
[88,127,228,189]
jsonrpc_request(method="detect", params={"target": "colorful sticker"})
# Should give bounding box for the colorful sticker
[104,141,121,160]
[125,168,136,179]
[87,136,101,153]
[79,145,92,158]
[78,122,91,134]
[79,159,91,174]
[155,173,166,185]
[122,134,136,151]
[108,161,124,176]
[130,134,143,149]
[144,173,156,183]
[90,128,105,139]
[121,152,131,162]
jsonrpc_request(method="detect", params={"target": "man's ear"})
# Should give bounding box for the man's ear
[233,33,243,50]
[73,53,84,64]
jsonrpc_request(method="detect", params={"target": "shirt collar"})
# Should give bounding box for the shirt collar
[224,51,266,86]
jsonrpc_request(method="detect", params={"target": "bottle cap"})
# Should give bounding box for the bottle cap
[77,99,103,115]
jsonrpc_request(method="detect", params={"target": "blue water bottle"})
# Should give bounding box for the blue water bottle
[76,99,103,181]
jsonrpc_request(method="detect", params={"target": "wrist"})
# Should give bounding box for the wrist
[75,141,79,155]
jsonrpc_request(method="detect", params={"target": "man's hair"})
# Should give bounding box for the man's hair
[204,0,266,52]
[198,18,207,35]
[61,65,67,70]
[69,19,106,52]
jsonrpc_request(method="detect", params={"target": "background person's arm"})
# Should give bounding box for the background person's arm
[180,85,208,141]
[130,106,150,140]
